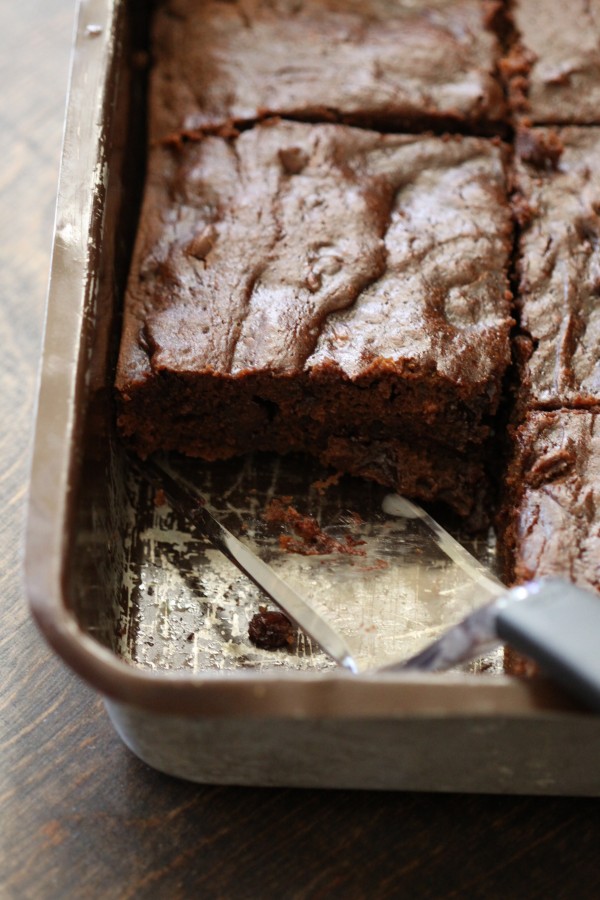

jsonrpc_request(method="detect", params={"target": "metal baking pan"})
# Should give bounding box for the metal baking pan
[25,0,600,795]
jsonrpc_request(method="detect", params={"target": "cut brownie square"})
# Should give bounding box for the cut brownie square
[513,127,600,411]
[502,410,600,593]
[504,0,600,124]
[150,0,507,140]
[116,121,513,516]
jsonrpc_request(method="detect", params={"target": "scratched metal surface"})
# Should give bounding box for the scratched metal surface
[116,453,504,676]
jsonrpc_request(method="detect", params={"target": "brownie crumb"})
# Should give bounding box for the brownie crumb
[264,499,366,556]
[248,610,295,650]
[311,471,343,494]
[357,558,389,572]
[516,127,563,170]
[511,192,536,229]
[499,43,536,115]
[154,487,167,507]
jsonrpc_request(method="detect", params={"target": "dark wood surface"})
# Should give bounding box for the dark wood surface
[2,2,600,897]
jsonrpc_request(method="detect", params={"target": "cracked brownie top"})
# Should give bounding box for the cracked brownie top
[513,127,600,410]
[505,0,600,125]
[503,409,600,592]
[118,120,513,394]
[150,0,507,140]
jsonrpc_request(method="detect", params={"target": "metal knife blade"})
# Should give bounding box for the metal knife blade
[131,455,358,673]
[379,578,600,712]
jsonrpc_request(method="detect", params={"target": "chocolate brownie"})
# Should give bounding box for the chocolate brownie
[502,410,600,593]
[512,127,600,411]
[150,0,507,140]
[504,0,600,124]
[116,120,513,516]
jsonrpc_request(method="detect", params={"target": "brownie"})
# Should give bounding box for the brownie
[512,127,600,411]
[502,410,600,593]
[150,0,507,140]
[504,0,600,124]
[116,120,513,516]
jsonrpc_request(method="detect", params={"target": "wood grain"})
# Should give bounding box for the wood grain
[1,1,600,898]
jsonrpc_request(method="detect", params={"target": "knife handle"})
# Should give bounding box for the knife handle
[497,580,600,712]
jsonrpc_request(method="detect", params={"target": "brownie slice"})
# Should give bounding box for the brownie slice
[504,0,600,124]
[150,0,507,140]
[513,127,600,411]
[116,120,513,516]
[502,410,600,593]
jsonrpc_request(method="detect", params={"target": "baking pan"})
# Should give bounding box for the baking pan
[25,0,600,794]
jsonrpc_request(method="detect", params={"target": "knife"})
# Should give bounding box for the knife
[379,577,600,712]
[131,455,358,673]
[379,493,600,711]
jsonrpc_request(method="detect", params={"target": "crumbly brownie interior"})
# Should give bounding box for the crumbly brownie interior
[117,0,600,593]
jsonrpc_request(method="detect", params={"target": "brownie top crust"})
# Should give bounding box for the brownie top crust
[505,410,600,592]
[513,127,600,410]
[150,0,506,140]
[507,0,600,125]
[117,121,512,404]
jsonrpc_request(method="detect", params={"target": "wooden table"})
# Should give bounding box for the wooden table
[2,2,599,897]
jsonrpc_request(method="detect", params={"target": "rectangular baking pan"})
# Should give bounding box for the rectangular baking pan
[25,0,600,795]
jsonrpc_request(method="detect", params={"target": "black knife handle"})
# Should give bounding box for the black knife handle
[497,580,600,712]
